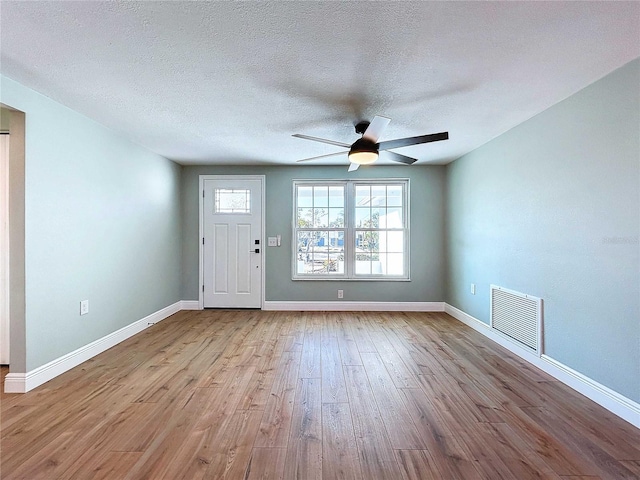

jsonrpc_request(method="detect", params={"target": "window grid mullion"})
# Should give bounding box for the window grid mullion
[345,181,354,278]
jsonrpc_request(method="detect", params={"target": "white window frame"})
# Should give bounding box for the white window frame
[292,179,410,281]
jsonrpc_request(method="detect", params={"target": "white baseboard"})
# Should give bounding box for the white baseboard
[4,301,184,394]
[444,303,640,429]
[180,300,200,310]
[263,301,445,312]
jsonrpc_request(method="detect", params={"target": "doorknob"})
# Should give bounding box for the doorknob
[251,248,260,253]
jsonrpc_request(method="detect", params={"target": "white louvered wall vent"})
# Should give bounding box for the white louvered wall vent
[490,285,543,355]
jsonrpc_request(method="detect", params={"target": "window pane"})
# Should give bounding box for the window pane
[298,186,313,207]
[355,207,370,228]
[311,251,326,271]
[355,185,371,206]
[328,208,344,228]
[328,231,345,274]
[313,208,328,228]
[296,230,346,275]
[368,231,380,253]
[386,207,403,228]
[329,186,344,207]
[297,231,315,251]
[355,253,371,274]
[355,230,379,252]
[297,208,313,227]
[313,186,329,208]
[372,207,385,228]
[377,231,387,251]
[386,253,404,275]
[311,231,328,271]
[315,231,328,248]
[215,189,250,213]
[328,251,344,273]
[371,185,386,206]
[296,232,312,273]
[386,231,404,252]
[387,185,403,206]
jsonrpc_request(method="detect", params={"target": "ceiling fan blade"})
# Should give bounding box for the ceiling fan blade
[292,134,351,148]
[296,151,349,163]
[381,150,418,165]
[362,115,391,143]
[378,131,449,151]
[348,163,360,172]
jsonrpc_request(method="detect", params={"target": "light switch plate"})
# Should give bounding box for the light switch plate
[80,300,89,315]
[268,237,278,247]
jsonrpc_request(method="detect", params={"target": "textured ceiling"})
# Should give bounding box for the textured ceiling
[1,1,639,166]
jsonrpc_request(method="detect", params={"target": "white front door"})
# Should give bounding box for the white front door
[202,176,263,308]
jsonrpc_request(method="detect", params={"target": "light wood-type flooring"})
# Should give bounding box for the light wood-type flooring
[1,310,639,479]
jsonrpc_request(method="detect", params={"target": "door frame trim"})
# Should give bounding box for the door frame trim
[0,133,9,364]
[198,175,266,310]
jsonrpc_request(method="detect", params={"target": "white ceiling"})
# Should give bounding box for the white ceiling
[1,1,639,166]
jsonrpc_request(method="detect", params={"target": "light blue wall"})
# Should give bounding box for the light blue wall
[445,59,640,402]
[1,76,183,372]
[181,165,446,303]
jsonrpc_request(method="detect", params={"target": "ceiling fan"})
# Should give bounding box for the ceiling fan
[293,116,448,171]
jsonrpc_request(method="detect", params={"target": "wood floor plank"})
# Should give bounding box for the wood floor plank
[4,408,117,480]
[125,365,257,479]
[336,313,362,366]
[533,380,640,461]
[368,329,420,388]
[283,378,322,480]
[359,352,425,449]
[522,406,639,479]
[300,321,321,378]
[349,314,377,353]
[320,336,348,403]
[246,447,287,480]
[321,403,363,480]
[279,311,306,347]
[343,365,405,480]
[399,386,485,479]
[2,383,127,473]
[238,360,280,411]
[2,310,638,480]
[202,409,264,480]
[254,350,301,448]
[482,421,563,480]
[496,400,598,477]
[64,451,143,480]
[395,449,441,480]
[620,460,640,477]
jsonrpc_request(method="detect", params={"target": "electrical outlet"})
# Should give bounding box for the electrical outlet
[470,283,476,295]
[268,237,278,247]
[80,300,89,315]
[337,289,344,299]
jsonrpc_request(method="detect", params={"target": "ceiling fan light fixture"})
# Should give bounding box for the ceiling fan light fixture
[349,138,378,165]
[348,151,378,165]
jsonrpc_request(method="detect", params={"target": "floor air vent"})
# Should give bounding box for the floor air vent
[490,285,543,355]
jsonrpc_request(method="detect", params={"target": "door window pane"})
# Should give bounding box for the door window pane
[215,189,251,213]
